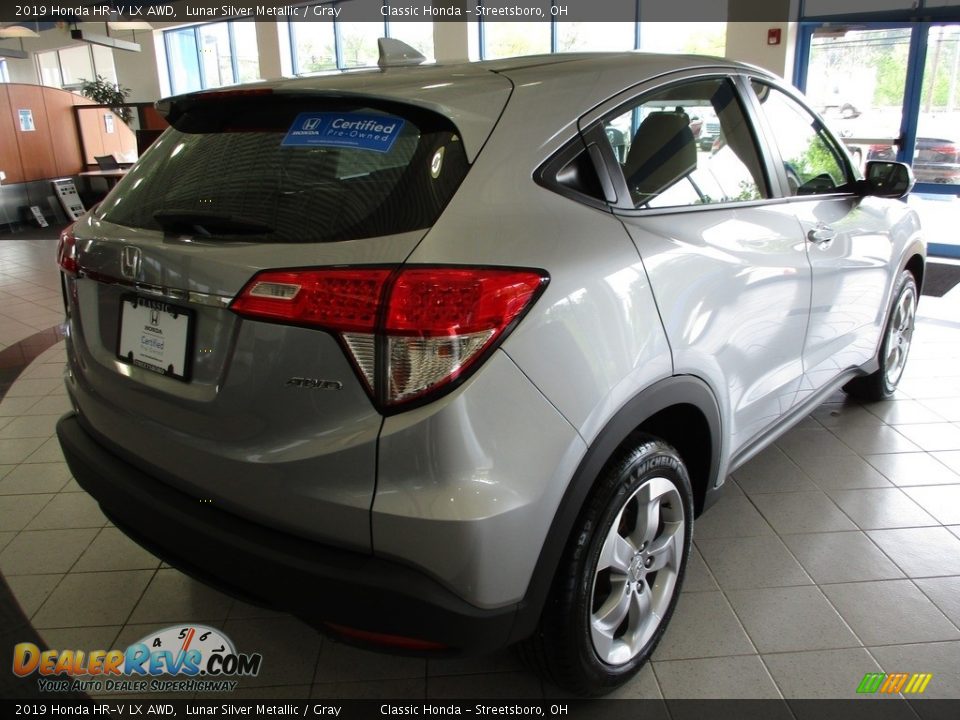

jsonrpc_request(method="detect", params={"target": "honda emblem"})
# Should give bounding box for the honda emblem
[121,246,141,280]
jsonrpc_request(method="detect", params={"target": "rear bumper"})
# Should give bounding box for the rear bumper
[57,413,517,655]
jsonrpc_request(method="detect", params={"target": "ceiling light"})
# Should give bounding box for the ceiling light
[0,25,40,39]
[107,21,153,31]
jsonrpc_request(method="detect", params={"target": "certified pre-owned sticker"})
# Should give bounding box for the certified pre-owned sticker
[282,112,406,153]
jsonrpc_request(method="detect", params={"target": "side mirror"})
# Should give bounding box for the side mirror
[863,161,915,199]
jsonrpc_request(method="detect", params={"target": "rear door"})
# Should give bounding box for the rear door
[586,72,813,455]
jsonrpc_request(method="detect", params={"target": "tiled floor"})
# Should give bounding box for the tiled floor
[1,237,960,700]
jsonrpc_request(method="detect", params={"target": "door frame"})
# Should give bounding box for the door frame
[795,13,960,257]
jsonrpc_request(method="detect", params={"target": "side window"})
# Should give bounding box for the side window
[601,78,768,209]
[750,80,852,196]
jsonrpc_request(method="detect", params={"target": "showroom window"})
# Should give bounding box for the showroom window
[555,22,635,52]
[164,20,260,95]
[288,12,435,74]
[36,43,118,91]
[472,15,726,59]
[481,21,551,59]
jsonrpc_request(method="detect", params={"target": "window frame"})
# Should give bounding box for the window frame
[288,18,342,75]
[287,14,436,74]
[476,1,637,58]
[742,76,860,201]
[581,71,778,216]
[35,44,117,90]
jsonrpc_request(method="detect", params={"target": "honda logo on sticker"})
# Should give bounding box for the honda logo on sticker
[302,118,322,131]
[121,246,141,280]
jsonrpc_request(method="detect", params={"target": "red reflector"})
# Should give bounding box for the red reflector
[386,269,546,337]
[324,623,448,652]
[57,225,78,275]
[230,268,392,333]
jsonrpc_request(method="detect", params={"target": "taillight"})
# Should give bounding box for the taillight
[929,144,958,159]
[57,225,78,276]
[231,266,548,411]
[229,269,392,332]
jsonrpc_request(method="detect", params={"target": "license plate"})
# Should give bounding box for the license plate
[117,295,193,381]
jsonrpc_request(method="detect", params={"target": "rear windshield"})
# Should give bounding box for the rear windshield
[97,96,469,243]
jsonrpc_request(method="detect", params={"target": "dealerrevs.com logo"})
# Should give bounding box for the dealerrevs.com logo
[13,625,263,694]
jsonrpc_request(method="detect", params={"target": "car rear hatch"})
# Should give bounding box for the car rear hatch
[61,76,512,552]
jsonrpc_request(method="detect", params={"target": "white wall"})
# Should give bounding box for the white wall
[0,22,162,98]
[0,41,41,84]
[432,0,470,62]
[724,0,800,80]
[724,21,798,80]
[255,22,284,80]
[112,29,164,102]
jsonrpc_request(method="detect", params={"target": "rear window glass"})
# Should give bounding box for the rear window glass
[97,97,469,243]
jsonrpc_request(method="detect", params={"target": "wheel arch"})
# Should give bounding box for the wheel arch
[509,375,722,643]
[904,252,925,294]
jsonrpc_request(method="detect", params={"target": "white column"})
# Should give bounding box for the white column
[432,1,470,62]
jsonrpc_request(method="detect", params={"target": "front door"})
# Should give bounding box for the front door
[746,80,901,404]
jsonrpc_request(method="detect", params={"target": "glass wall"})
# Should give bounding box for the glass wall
[37,51,62,87]
[292,22,337,73]
[806,28,911,145]
[338,22,381,68]
[918,24,960,186]
[555,22,634,52]
[165,27,203,95]
[58,45,94,87]
[163,20,261,95]
[36,44,118,91]
[388,21,434,59]
[476,19,725,59]
[482,21,551,59]
[288,8,723,71]
[288,14,436,73]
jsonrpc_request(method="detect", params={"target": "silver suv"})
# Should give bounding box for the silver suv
[56,52,924,695]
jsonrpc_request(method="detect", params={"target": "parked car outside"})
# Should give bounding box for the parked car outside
[56,50,924,695]
[868,136,960,184]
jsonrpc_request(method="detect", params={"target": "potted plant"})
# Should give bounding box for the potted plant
[79,75,132,125]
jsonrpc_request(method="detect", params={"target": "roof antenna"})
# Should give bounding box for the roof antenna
[377,37,426,69]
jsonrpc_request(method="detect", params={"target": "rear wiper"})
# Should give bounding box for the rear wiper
[153,210,273,236]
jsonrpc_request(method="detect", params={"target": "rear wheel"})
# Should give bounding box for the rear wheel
[522,435,693,695]
[845,269,918,401]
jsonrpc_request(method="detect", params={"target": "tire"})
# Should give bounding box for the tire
[521,434,693,696]
[844,269,918,402]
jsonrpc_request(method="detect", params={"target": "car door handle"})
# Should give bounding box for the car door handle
[807,225,837,244]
